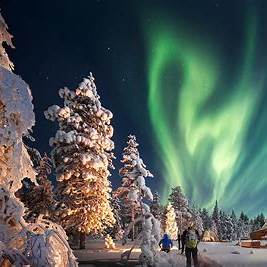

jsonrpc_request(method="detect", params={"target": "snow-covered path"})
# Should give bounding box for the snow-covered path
[75,239,267,266]
[75,239,219,266]
[199,242,267,267]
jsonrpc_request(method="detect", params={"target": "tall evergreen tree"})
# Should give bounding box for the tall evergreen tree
[200,208,212,231]
[165,203,178,239]
[238,211,251,239]
[115,135,153,238]
[168,186,189,211]
[230,210,238,240]
[212,200,221,239]
[168,186,191,233]
[150,191,163,220]
[45,74,116,248]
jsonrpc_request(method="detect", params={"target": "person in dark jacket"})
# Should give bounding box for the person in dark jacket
[184,225,200,267]
[181,229,187,254]
[159,233,173,253]
[177,233,181,250]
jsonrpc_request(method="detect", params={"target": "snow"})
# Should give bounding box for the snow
[199,242,267,267]
[75,240,267,267]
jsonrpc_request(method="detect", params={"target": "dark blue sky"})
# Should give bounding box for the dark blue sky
[2,0,267,215]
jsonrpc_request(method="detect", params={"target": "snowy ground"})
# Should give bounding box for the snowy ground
[199,242,267,267]
[74,239,267,266]
[74,239,218,266]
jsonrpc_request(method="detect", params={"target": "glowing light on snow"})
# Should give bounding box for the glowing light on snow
[144,9,267,215]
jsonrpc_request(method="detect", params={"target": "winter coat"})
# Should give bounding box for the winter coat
[159,234,173,249]
[182,229,200,248]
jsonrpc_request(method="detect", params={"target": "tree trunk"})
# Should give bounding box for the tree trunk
[80,232,86,249]
[131,208,135,241]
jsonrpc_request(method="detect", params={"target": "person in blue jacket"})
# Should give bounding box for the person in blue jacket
[159,233,173,253]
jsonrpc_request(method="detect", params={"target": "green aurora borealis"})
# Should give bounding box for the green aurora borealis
[145,9,267,215]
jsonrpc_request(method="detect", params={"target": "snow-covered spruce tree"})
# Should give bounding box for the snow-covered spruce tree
[108,195,123,239]
[165,203,178,240]
[168,186,188,211]
[115,135,153,239]
[230,210,238,240]
[252,213,265,231]
[238,211,251,239]
[212,200,221,239]
[168,186,191,233]
[45,74,115,249]
[190,206,204,235]
[219,211,233,241]
[150,191,163,220]
[0,12,77,266]
[117,136,161,266]
[210,219,218,238]
[200,208,212,231]
[18,153,55,221]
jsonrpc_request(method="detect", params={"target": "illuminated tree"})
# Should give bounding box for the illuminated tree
[165,203,178,240]
[45,74,115,248]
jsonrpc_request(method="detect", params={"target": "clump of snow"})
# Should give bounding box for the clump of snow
[0,67,36,191]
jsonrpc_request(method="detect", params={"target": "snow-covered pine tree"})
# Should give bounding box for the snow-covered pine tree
[190,206,204,235]
[0,12,14,71]
[238,211,251,239]
[210,219,219,239]
[212,200,221,239]
[0,12,77,266]
[168,186,191,233]
[109,195,123,239]
[252,213,265,231]
[117,136,161,266]
[45,74,116,248]
[115,135,153,238]
[200,208,212,231]
[18,152,55,221]
[230,210,238,240]
[168,186,188,211]
[219,212,234,241]
[165,203,178,240]
[150,191,162,220]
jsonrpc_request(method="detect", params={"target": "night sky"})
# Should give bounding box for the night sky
[2,0,267,216]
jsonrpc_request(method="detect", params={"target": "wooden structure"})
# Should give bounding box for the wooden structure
[241,240,261,248]
[250,222,267,240]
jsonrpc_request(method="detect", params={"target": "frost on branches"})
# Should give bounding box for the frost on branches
[117,135,161,266]
[0,67,77,266]
[0,12,77,266]
[45,74,115,241]
[116,135,153,231]
[0,13,14,71]
[18,152,55,221]
[165,204,178,240]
